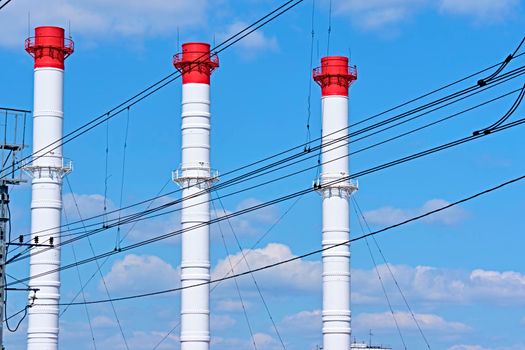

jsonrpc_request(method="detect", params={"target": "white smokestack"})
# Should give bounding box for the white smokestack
[24,26,74,350]
[313,56,357,350]
[173,42,219,350]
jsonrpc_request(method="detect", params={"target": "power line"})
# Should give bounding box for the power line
[59,179,172,317]
[2,19,525,191]
[65,177,130,350]
[478,35,525,86]
[0,107,30,113]
[34,170,525,306]
[326,0,332,55]
[215,192,287,350]
[8,47,519,266]
[115,107,131,250]
[352,197,431,350]
[103,118,110,228]
[18,79,523,255]
[10,49,525,244]
[153,192,301,350]
[11,66,524,246]
[474,83,525,134]
[63,208,98,350]
[0,0,306,181]
[9,105,525,267]
[304,0,316,148]
[0,0,13,11]
[151,323,180,350]
[7,116,525,284]
[212,200,258,350]
[353,202,407,350]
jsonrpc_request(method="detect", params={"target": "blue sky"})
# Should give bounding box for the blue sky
[1,0,525,349]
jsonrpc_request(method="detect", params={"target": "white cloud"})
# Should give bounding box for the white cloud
[352,264,525,305]
[253,332,282,350]
[281,309,321,333]
[62,191,277,246]
[102,254,179,294]
[334,0,429,30]
[333,0,519,31]
[211,314,237,331]
[62,191,181,245]
[448,345,525,350]
[63,193,111,222]
[123,195,181,245]
[217,21,278,58]
[355,311,471,332]
[92,315,117,328]
[212,198,279,237]
[96,329,179,350]
[211,243,321,293]
[363,198,467,226]
[439,0,520,22]
[449,346,490,350]
[214,298,251,312]
[0,0,208,48]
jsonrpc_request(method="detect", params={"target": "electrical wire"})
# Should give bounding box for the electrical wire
[326,0,332,56]
[7,115,525,286]
[0,0,13,11]
[11,66,524,250]
[0,0,306,181]
[9,57,525,245]
[59,178,171,317]
[473,83,525,134]
[2,12,522,190]
[103,118,110,227]
[115,107,131,250]
[304,0,316,149]
[14,79,523,258]
[32,169,525,306]
[152,195,302,350]
[65,177,130,350]
[8,100,525,267]
[212,201,258,350]
[478,35,525,86]
[353,202,407,350]
[151,322,180,350]
[63,207,98,350]
[6,272,29,288]
[352,196,431,350]
[4,200,35,333]
[215,192,287,350]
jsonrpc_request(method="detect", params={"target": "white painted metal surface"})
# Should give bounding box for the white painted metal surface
[174,83,214,350]
[319,94,356,350]
[26,66,69,350]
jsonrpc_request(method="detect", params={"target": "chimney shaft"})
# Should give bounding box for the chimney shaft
[25,26,74,350]
[173,42,219,350]
[313,55,357,350]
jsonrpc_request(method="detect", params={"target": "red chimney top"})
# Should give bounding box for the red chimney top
[25,26,74,70]
[313,56,357,97]
[173,42,219,85]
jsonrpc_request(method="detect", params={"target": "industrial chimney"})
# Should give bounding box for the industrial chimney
[173,43,219,350]
[313,56,357,350]
[24,26,74,350]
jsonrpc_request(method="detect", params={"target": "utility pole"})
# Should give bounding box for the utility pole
[0,184,7,350]
[0,107,29,350]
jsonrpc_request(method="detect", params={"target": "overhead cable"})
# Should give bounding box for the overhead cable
[30,170,525,306]
[7,116,525,282]
[11,66,525,245]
